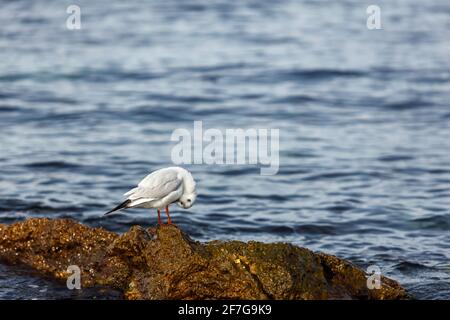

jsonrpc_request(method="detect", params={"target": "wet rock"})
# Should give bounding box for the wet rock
[0,218,411,300]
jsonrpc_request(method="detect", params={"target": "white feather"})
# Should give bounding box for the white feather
[122,167,196,210]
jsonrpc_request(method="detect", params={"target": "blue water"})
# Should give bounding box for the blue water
[1,0,450,299]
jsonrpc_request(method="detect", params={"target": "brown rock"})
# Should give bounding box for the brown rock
[0,218,411,300]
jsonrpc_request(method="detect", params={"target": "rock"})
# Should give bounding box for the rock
[0,218,411,300]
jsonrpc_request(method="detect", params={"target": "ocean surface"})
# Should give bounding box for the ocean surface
[1,0,449,299]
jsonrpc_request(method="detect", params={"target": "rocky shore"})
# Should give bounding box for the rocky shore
[0,218,411,299]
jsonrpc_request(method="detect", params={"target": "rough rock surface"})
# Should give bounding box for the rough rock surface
[0,218,411,300]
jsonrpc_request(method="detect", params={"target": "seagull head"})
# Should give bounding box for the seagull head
[177,192,197,209]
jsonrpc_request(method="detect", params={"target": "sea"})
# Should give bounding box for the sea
[0,0,449,299]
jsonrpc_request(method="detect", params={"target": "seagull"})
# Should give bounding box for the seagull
[104,166,197,225]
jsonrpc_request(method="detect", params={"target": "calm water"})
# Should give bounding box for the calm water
[1,0,450,299]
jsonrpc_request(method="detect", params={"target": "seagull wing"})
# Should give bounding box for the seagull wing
[124,169,182,202]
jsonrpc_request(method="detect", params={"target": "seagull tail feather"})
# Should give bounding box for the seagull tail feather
[104,199,132,216]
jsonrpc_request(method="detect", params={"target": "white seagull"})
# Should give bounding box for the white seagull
[104,166,197,225]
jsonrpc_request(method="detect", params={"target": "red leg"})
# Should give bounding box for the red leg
[157,209,162,225]
[165,206,172,225]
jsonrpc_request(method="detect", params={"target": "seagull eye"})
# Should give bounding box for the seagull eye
[187,199,191,202]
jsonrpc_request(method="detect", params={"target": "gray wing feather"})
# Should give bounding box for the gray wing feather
[126,169,182,201]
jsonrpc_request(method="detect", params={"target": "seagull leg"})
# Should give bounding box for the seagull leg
[165,206,172,225]
[157,209,162,225]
